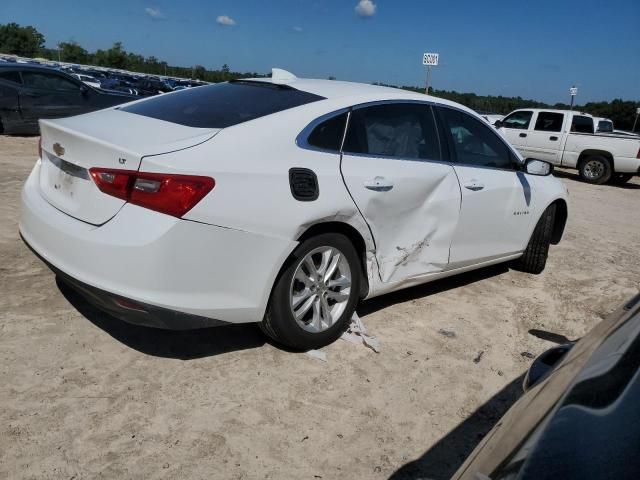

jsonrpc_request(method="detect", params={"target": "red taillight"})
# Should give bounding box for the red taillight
[90,169,133,201]
[38,137,42,159]
[89,168,215,218]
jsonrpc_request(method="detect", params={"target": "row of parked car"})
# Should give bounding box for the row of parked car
[0,59,206,135]
[65,66,204,96]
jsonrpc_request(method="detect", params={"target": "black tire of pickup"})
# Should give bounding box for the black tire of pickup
[578,155,612,185]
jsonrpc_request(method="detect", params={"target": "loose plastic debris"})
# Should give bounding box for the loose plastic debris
[341,312,381,353]
[306,349,327,362]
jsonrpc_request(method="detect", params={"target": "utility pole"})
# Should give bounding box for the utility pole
[569,85,578,111]
[633,107,639,133]
[425,65,432,95]
[422,52,439,95]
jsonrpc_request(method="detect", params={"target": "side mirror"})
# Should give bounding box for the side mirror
[494,120,503,129]
[523,343,574,392]
[525,158,553,176]
[80,85,88,95]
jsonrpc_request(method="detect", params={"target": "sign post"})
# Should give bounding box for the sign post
[633,107,640,133]
[569,86,578,111]
[423,52,439,94]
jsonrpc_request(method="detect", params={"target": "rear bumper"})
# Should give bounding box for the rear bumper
[19,160,297,327]
[22,234,228,330]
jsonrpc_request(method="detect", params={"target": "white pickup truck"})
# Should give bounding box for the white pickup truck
[496,109,640,184]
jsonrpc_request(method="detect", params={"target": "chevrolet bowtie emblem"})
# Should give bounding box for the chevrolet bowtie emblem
[53,142,65,156]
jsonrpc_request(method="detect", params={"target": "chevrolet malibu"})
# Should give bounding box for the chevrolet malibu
[19,70,568,350]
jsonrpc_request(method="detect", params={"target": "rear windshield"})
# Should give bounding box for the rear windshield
[120,81,324,128]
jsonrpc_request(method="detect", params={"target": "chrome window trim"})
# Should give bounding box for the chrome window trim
[296,99,444,164]
[295,107,351,154]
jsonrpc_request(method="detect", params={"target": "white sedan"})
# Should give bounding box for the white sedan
[20,69,568,350]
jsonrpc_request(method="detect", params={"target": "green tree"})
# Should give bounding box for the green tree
[193,64,206,80]
[0,22,44,57]
[58,41,89,63]
[94,42,128,69]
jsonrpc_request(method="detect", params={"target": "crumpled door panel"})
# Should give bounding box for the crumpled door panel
[340,154,461,283]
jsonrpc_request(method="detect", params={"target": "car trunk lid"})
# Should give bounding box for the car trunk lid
[38,109,219,225]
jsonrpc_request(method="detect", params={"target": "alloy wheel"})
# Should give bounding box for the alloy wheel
[289,246,352,333]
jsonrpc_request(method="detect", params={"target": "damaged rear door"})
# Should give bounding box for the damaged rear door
[340,102,461,283]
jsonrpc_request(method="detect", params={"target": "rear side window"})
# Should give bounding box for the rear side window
[0,71,22,84]
[534,112,564,132]
[121,81,324,128]
[22,72,79,91]
[343,103,441,160]
[597,120,613,133]
[503,111,533,130]
[571,115,594,134]
[440,107,513,169]
[307,113,348,151]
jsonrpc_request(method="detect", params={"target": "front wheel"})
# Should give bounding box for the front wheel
[260,233,361,350]
[513,204,556,274]
[578,155,612,184]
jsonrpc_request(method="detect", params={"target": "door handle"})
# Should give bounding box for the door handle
[519,133,527,138]
[463,180,485,191]
[364,176,394,192]
[549,136,558,141]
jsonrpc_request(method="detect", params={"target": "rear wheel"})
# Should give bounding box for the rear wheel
[578,155,612,184]
[609,172,634,185]
[260,233,361,350]
[513,204,556,274]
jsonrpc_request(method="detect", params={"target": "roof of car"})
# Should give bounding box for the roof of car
[245,76,415,98]
[0,63,65,73]
[241,76,474,114]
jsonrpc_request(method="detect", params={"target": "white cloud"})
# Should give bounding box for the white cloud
[292,26,303,32]
[144,7,164,19]
[355,0,376,17]
[216,15,236,26]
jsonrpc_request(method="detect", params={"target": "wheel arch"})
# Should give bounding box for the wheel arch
[549,198,568,245]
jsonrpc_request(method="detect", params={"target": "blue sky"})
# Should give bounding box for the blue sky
[2,0,638,103]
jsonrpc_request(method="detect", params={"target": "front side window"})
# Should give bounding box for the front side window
[571,115,594,134]
[534,112,564,132]
[440,107,513,169]
[343,103,440,160]
[22,72,79,91]
[306,112,348,151]
[502,110,533,130]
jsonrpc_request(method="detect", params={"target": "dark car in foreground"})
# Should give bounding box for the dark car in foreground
[0,64,135,135]
[452,293,640,480]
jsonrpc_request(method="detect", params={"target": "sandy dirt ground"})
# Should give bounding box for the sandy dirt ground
[1,135,639,480]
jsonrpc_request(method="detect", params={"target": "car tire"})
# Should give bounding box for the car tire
[513,204,556,275]
[260,233,361,350]
[578,155,612,184]
[609,172,634,185]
